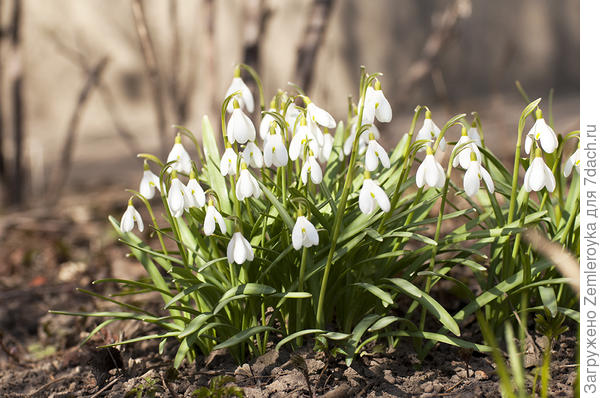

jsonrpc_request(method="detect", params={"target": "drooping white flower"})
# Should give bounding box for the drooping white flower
[167,134,193,174]
[259,108,283,139]
[120,201,144,233]
[242,141,263,168]
[463,156,494,197]
[235,164,261,200]
[344,122,380,156]
[452,128,481,169]
[263,132,288,168]
[416,146,446,189]
[306,101,336,129]
[365,135,390,171]
[362,83,392,124]
[220,146,238,176]
[467,124,482,147]
[524,150,556,192]
[227,102,256,144]
[359,177,391,214]
[167,176,192,218]
[225,72,254,113]
[227,232,254,264]
[292,216,319,250]
[564,147,580,177]
[203,203,226,236]
[300,154,323,185]
[186,176,206,208]
[415,110,446,152]
[318,132,334,163]
[525,109,558,154]
[285,105,301,132]
[289,121,320,161]
[139,163,161,200]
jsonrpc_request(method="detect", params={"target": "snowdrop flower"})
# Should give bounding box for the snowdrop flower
[227,232,254,264]
[525,109,558,154]
[300,153,323,185]
[467,122,482,147]
[139,161,161,200]
[318,131,334,163]
[242,141,263,168]
[344,122,380,156]
[292,216,319,250]
[235,163,261,200]
[186,172,206,208]
[416,110,446,152]
[220,145,238,176]
[524,149,556,192]
[225,67,254,113]
[365,133,390,171]
[416,146,446,189]
[289,119,320,161]
[285,105,301,132]
[167,134,192,175]
[463,153,494,197]
[203,201,226,236]
[263,131,288,168]
[168,175,192,218]
[362,82,392,124]
[359,175,391,214]
[227,100,256,145]
[306,99,336,129]
[259,104,283,139]
[120,200,144,233]
[452,127,481,169]
[564,147,580,177]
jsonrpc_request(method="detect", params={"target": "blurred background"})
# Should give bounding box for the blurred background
[0,0,579,210]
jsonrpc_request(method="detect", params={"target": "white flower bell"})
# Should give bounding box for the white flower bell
[204,201,227,236]
[452,127,481,170]
[260,103,283,139]
[359,175,391,214]
[416,110,446,152]
[362,81,392,124]
[263,131,288,168]
[120,200,144,233]
[344,122,380,156]
[416,146,446,189]
[167,134,193,175]
[227,100,256,145]
[463,153,494,197]
[524,149,556,192]
[139,161,161,200]
[235,163,261,200]
[167,175,192,218]
[292,215,319,250]
[318,131,334,163]
[365,133,390,171]
[467,122,482,147]
[186,172,206,208]
[242,141,263,169]
[564,147,580,177]
[306,100,336,129]
[220,146,238,176]
[525,109,558,154]
[227,231,254,264]
[289,118,320,161]
[300,153,323,185]
[225,67,254,113]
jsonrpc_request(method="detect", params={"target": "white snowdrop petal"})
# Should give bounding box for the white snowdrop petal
[374,91,392,123]
[359,182,374,214]
[528,159,546,191]
[204,211,216,235]
[480,166,495,193]
[365,145,378,172]
[132,207,144,232]
[463,165,480,196]
[292,221,303,250]
[415,161,426,188]
[227,237,235,263]
[544,163,556,192]
[120,207,134,233]
[373,185,390,212]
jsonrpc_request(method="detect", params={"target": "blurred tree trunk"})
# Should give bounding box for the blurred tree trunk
[294,0,335,94]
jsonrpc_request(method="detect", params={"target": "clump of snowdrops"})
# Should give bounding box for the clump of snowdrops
[54,66,579,370]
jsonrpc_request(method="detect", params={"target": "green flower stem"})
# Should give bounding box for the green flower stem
[239,63,265,112]
[377,106,423,234]
[296,247,309,344]
[126,189,168,257]
[508,99,541,224]
[315,67,368,328]
[245,199,255,226]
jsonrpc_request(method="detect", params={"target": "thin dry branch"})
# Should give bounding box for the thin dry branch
[8,0,24,205]
[168,0,184,123]
[203,0,218,125]
[131,0,168,157]
[294,0,335,94]
[49,57,109,205]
